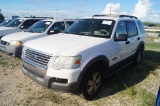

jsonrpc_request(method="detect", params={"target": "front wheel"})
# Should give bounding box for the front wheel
[80,66,103,100]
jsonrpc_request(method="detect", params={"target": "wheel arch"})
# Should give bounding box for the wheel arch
[76,55,109,89]
[136,41,145,53]
[0,35,4,40]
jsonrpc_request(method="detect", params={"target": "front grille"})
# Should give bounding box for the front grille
[1,40,8,45]
[24,48,52,68]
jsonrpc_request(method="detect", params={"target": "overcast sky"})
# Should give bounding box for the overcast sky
[0,0,160,22]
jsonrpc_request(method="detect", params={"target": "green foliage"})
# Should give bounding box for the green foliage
[0,9,5,23]
[143,21,160,27]
[140,89,156,106]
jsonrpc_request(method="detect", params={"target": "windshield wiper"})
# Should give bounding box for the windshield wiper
[63,31,71,34]
[28,30,37,33]
[74,32,93,36]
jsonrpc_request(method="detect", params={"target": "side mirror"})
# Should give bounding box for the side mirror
[20,26,24,29]
[48,27,60,35]
[115,34,127,41]
[48,30,55,34]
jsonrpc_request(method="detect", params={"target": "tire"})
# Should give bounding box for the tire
[80,66,103,100]
[134,48,143,65]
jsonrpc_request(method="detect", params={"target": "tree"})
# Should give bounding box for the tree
[0,9,5,23]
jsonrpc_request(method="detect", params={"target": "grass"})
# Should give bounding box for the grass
[95,41,160,105]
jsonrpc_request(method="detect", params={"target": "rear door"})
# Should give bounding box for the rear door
[126,20,139,56]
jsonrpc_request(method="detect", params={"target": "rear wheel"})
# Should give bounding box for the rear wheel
[134,49,143,65]
[158,35,160,42]
[80,66,103,100]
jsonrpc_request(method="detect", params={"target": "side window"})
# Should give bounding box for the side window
[127,22,138,36]
[21,20,39,29]
[50,22,65,32]
[137,21,145,34]
[115,21,127,38]
[66,21,74,28]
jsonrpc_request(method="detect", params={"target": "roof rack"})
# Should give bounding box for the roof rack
[24,17,54,19]
[119,15,138,19]
[93,14,118,18]
[92,14,138,19]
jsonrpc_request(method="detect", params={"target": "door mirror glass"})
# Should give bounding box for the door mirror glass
[115,34,127,41]
[49,30,55,34]
[20,25,24,29]
[48,27,60,34]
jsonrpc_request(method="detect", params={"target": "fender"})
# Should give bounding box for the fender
[76,55,109,89]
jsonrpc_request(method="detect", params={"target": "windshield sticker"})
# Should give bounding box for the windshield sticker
[102,21,112,25]
[45,22,51,25]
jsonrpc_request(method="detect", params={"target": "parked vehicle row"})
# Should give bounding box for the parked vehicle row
[0,17,75,57]
[0,17,46,40]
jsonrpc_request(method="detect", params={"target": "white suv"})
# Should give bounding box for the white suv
[0,19,75,57]
[21,15,146,100]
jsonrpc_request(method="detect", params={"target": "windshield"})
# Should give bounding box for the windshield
[0,20,12,26]
[64,19,115,38]
[27,21,52,33]
[6,19,23,27]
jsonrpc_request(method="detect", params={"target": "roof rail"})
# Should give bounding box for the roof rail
[93,14,118,18]
[92,14,138,19]
[119,15,138,19]
[24,17,54,19]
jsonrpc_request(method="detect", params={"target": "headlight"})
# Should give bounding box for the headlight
[53,56,81,70]
[9,40,22,46]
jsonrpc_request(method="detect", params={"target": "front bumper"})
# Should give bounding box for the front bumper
[0,43,22,57]
[21,61,80,92]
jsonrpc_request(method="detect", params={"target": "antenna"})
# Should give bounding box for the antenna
[27,9,29,17]
[110,0,112,15]
[56,5,57,20]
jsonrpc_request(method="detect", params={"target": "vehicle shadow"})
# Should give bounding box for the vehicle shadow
[95,50,160,100]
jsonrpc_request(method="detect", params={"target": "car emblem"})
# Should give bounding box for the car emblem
[31,54,37,59]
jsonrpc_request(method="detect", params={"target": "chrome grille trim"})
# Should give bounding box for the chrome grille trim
[23,47,52,69]
[23,64,44,78]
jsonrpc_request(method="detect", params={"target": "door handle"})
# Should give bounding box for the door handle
[137,37,140,40]
[126,41,130,44]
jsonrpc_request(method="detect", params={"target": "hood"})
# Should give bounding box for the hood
[24,33,108,56]
[0,26,15,31]
[1,32,44,42]
[0,26,18,36]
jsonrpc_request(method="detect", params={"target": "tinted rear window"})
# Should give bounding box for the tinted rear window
[137,21,145,34]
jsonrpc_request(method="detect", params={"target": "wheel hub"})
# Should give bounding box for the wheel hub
[87,72,101,95]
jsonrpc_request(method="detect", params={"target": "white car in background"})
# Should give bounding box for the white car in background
[0,19,75,57]
[0,17,46,39]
